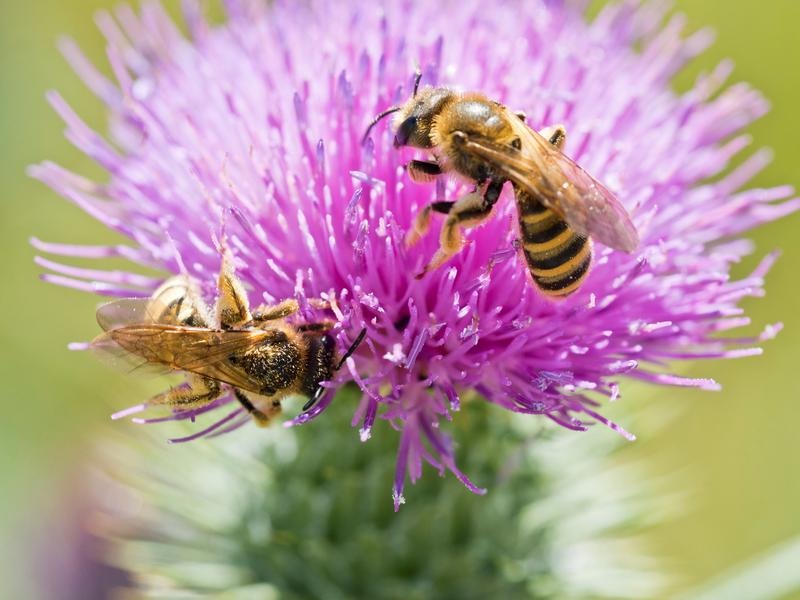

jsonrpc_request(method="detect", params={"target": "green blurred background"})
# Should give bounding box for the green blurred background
[1,1,798,598]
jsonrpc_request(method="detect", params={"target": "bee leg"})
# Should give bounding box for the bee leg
[539,124,567,150]
[306,298,333,311]
[405,200,456,247]
[415,179,504,279]
[148,375,221,410]
[234,388,279,427]
[215,254,253,329]
[251,299,300,324]
[297,321,335,334]
[251,297,335,323]
[407,159,442,184]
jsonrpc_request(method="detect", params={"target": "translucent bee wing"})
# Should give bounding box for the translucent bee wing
[519,121,639,252]
[96,298,161,331]
[94,324,282,395]
[89,330,175,377]
[458,113,639,252]
[95,275,211,331]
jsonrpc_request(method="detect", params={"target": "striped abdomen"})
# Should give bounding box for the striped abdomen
[516,188,592,297]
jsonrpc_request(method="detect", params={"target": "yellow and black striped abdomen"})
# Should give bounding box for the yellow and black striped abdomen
[516,189,592,297]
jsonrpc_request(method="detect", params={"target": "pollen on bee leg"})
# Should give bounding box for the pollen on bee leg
[147,376,222,409]
[251,298,300,322]
[215,252,253,328]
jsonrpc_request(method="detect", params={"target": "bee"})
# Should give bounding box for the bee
[91,257,366,425]
[363,72,639,297]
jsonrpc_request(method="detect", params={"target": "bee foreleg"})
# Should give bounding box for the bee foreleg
[215,254,253,329]
[234,388,280,427]
[539,124,567,150]
[415,179,504,279]
[407,159,442,184]
[148,375,221,409]
[251,299,300,324]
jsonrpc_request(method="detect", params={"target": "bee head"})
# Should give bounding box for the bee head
[393,87,454,149]
[362,70,454,147]
[302,328,367,412]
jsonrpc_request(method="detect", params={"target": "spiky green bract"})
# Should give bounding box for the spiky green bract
[96,389,663,599]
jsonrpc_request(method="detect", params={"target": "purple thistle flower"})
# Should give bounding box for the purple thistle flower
[32,0,797,509]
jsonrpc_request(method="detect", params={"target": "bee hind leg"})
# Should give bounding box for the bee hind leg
[414,178,504,279]
[148,375,221,410]
[215,253,253,329]
[539,124,567,150]
[234,389,279,427]
[405,200,456,247]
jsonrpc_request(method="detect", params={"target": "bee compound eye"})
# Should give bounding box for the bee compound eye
[262,386,276,396]
[394,116,418,147]
[321,334,335,351]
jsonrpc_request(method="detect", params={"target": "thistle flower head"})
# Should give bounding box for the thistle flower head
[33,0,798,507]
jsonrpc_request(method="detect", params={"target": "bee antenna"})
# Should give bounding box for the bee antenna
[302,386,324,412]
[361,106,401,145]
[413,68,422,97]
[302,328,368,413]
[336,327,367,371]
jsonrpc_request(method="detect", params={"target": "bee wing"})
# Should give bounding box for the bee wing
[457,114,639,252]
[96,298,160,331]
[91,325,275,393]
[89,331,175,377]
[95,276,208,331]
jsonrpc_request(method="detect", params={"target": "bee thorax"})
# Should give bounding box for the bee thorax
[238,342,301,394]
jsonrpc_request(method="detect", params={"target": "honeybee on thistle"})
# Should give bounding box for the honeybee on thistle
[365,71,639,297]
[90,254,365,426]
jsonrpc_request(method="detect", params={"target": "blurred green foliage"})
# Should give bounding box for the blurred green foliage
[0,1,798,598]
[98,392,661,599]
